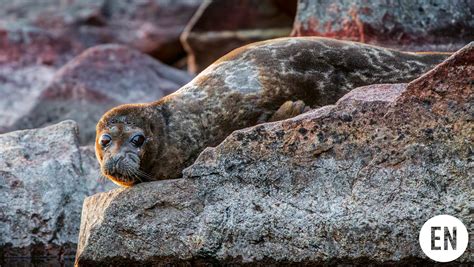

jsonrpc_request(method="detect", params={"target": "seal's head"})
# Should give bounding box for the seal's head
[95,104,163,187]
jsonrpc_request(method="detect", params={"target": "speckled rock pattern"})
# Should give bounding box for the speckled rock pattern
[292,0,474,52]
[181,0,296,73]
[75,43,472,265]
[8,44,192,144]
[0,121,116,260]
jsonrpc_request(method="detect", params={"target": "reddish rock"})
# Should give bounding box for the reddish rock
[75,43,472,265]
[0,0,201,64]
[91,0,202,64]
[0,26,84,67]
[292,0,474,51]
[0,27,85,134]
[181,0,297,73]
[10,44,192,144]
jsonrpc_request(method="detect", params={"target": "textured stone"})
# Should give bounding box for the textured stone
[75,43,473,265]
[292,0,474,52]
[0,121,116,261]
[9,44,192,144]
[181,0,296,73]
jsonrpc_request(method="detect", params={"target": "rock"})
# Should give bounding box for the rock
[79,145,115,194]
[101,0,202,64]
[75,43,473,265]
[0,120,116,261]
[0,26,84,67]
[0,64,56,134]
[292,0,474,52]
[181,0,296,73]
[0,0,201,64]
[9,44,192,144]
[0,26,85,134]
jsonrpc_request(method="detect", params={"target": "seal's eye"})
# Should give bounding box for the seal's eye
[130,134,145,148]
[99,134,112,148]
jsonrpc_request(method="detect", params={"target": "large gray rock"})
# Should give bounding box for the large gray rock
[75,43,473,265]
[9,44,192,144]
[292,0,474,52]
[0,121,115,261]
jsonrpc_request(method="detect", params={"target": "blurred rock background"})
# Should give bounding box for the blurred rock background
[0,0,472,266]
[292,0,473,51]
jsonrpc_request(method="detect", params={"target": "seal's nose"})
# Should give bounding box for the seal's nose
[114,155,125,168]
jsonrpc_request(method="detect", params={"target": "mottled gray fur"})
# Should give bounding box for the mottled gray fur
[99,37,449,181]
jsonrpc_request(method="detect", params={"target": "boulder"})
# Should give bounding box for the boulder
[9,44,192,144]
[0,26,84,67]
[181,0,296,73]
[0,0,201,64]
[75,43,473,265]
[0,26,85,134]
[292,0,474,52]
[0,121,116,262]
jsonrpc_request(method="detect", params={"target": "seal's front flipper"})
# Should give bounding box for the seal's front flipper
[269,100,311,122]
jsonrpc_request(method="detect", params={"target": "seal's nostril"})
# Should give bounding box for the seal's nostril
[114,156,125,168]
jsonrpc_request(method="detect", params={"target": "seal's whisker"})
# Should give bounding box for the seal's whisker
[123,162,144,183]
[133,173,144,183]
[131,170,146,183]
[96,173,109,184]
[129,169,143,183]
[135,169,155,181]
[125,168,132,182]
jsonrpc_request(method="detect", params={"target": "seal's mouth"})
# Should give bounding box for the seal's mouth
[103,169,137,187]
[101,156,149,187]
[101,157,141,186]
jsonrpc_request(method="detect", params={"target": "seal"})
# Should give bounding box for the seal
[95,37,450,187]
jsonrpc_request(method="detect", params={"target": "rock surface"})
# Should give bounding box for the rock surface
[7,44,192,144]
[75,43,473,265]
[0,120,115,260]
[181,0,296,73]
[292,0,474,52]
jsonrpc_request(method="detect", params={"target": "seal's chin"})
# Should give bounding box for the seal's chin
[100,153,147,187]
[104,173,137,187]
[100,158,144,187]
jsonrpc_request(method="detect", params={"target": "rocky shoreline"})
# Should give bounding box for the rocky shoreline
[0,0,472,266]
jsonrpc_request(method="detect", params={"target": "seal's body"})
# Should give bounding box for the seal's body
[96,37,449,186]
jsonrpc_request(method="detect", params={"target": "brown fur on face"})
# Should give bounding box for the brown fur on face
[95,104,164,187]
